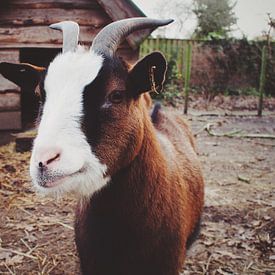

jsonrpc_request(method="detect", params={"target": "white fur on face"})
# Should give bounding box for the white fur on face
[30,47,110,198]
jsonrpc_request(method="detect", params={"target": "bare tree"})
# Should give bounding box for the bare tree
[152,0,195,38]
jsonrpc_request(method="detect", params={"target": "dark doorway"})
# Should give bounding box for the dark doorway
[20,48,60,128]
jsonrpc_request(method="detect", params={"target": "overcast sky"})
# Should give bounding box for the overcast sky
[133,0,275,39]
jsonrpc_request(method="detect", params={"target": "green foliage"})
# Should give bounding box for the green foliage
[215,39,275,96]
[152,83,182,106]
[224,87,260,96]
[151,58,182,105]
[193,0,237,39]
[240,87,260,96]
[206,31,227,40]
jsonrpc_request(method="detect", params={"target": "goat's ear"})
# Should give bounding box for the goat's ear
[127,51,167,97]
[0,62,45,90]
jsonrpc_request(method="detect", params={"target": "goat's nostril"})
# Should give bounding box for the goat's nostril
[36,148,61,168]
[46,153,60,165]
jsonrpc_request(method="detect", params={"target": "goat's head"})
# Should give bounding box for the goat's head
[0,18,172,197]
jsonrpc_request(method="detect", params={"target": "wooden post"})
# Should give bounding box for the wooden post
[166,39,171,60]
[183,42,192,115]
[156,37,160,51]
[177,40,184,79]
[258,45,268,117]
[149,38,154,54]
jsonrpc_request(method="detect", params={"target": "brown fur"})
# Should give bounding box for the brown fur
[75,95,204,275]
[142,92,153,109]
[0,53,204,275]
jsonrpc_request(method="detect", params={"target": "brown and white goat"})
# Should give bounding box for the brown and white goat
[0,18,204,275]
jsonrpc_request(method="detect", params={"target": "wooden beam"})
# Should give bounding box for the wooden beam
[0,49,21,129]
[0,92,20,112]
[0,35,131,51]
[0,8,111,27]
[0,76,19,92]
[15,130,36,152]
[1,0,101,10]
[0,26,102,46]
[0,49,20,62]
[0,42,132,49]
[0,111,21,130]
[0,43,62,49]
[0,49,20,92]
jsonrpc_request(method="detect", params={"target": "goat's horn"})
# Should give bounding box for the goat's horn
[90,17,173,56]
[49,21,79,53]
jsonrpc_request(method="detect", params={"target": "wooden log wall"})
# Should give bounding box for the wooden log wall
[0,50,21,129]
[0,0,112,48]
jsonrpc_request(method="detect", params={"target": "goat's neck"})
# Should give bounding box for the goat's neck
[77,114,171,223]
[113,114,168,197]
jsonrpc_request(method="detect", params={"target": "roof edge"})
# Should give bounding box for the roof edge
[96,0,152,49]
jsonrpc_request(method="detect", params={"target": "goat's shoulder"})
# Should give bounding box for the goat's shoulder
[151,105,203,187]
[151,104,196,154]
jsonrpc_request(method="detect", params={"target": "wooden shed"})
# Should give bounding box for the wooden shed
[0,0,151,130]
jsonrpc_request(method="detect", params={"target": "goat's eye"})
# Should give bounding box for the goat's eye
[109,90,124,104]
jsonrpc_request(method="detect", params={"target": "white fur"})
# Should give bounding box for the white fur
[30,47,110,198]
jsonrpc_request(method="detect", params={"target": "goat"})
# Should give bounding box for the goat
[0,18,204,275]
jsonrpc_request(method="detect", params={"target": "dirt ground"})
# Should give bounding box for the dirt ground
[0,104,274,274]
[184,112,275,275]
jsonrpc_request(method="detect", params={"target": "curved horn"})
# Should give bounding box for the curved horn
[90,17,173,56]
[49,21,79,53]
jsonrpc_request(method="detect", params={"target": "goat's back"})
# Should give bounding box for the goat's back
[152,105,204,249]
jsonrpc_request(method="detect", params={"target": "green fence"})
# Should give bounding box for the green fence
[139,38,191,79]
[139,38,275,100]
[139,38,194,112]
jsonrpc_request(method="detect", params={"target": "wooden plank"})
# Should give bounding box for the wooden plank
[0,49,20,92]
[0,29,132,50]
[0,49,20,63]
[0,76,19,92]
[16,136,33,152]
[0,111,21,130]
[0,92,20,111]
[0,8,111,27]
[0,42,131,49]
[0,43,62,49]
[1,0,101,10]
[0,26,102,46]
[15,129,36,152]
[2,0,98,4]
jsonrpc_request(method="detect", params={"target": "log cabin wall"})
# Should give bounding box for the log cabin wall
[0,49,21,129]
[0,0,143,129]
